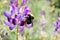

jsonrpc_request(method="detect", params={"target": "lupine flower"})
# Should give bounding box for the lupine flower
[41,9,47,25]
[38,9,47,25]
[38,9,47,31]
[54,17,60,32]
[38,9,45,22]
[4,0,33,33]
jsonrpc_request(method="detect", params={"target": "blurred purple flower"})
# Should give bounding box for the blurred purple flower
[4,32,9,38]
[54,17,60,32]
[38,9,47,31]
[40,9,46,15]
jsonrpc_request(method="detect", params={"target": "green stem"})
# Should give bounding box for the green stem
[16,25,19,40]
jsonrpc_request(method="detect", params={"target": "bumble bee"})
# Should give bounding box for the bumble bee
[24,13,34,26]
[20,13,34,27]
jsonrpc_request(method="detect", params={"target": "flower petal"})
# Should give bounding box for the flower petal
[7,17,12,22]
[54,22,58,27]
[19,15,24,21]
[24,10,31,16]
[12,18,17,25]
[9,24,15,30]
[24,6,28,10]
[4,20,15,30]
[19,26,24,32]
[20,21,25,26]
[4,11,12,17]
[54,27,59,32]
[4,20,10,26]
[10,5,15,14]
[25,23,33,28]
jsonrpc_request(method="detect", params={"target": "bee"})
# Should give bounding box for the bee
[25,13,34,26]
[20,13,34,27]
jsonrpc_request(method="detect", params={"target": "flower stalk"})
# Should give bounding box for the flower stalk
[40,9,47,31]
[16,25,19,40]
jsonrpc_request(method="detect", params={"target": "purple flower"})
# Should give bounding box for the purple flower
[23,9,31,16]
[54,17,60,32]
[4,0,33,32]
